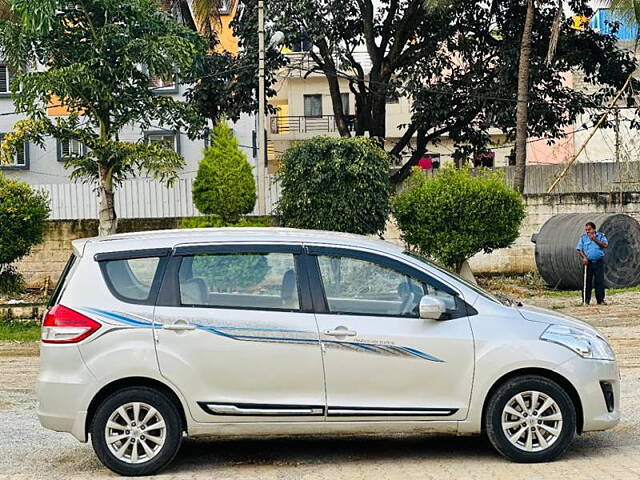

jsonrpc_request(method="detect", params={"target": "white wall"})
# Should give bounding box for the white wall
[0,87,256,186]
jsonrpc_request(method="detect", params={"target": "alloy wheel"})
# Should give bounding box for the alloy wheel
[104,401,167,464]
[501,390,563,452]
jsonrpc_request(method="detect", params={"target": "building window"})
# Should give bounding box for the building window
[142,65,178,93]
[418,154,441,170]
[148,72,178,93]
[57,138,86,161]
[385,89,400,104]
[473,151,495,168]
[0,133,28,169]
[219,0,231,14]
[0,64,16,95]
[144,131,180,153]
[340,93,350,115]
[291,36,312,52]
[304,94,322,117]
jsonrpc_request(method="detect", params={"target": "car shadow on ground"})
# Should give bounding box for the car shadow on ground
[164,431,629,474]
[168,435,499,471]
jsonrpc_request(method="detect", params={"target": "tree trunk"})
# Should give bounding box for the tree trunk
[98,164,117,236]
[513,0,534,194]
[369,90,387,140]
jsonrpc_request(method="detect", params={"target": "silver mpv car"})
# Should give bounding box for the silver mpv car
[37,228,620,476]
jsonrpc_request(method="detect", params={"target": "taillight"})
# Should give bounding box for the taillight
[41,305,101,344]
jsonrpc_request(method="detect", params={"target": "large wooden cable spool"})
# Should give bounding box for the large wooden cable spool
[532,213,640,289]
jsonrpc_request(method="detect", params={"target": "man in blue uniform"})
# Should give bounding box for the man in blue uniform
[576,222,608,305]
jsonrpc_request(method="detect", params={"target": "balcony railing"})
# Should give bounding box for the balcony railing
[269,115,355,134]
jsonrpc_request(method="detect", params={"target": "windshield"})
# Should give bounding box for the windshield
[403,251,502,305]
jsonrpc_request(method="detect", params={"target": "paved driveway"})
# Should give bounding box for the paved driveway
[1,294,639,479]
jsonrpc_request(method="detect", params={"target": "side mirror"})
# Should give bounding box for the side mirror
[419,295,446,320]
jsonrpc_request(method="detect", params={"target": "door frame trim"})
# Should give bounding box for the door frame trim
[199,402,325,416]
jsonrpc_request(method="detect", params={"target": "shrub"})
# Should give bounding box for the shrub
[0,175,49,293]
[192,121,256,225]
[392,167,525,271]
[277,136,390,235]
[181,215,272,229]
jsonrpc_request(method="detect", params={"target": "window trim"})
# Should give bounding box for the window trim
[0,133,29,170]
[218,0,231,14]
[303,94,323,117]
[56,138,87,162]
[96,250,170,306]
[305,246,469,319]
[161,243,313,312]
[144,130,181,154]
[0,64,9,96]
[142,65,179,94]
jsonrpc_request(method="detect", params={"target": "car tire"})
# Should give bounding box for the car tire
[90,386,183,476]
[484,375,576,463]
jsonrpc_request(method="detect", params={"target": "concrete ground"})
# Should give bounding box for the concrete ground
[1,291,640,479]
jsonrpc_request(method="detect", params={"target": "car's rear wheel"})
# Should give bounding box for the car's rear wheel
[485,375,576,463]
[91,387,183,476]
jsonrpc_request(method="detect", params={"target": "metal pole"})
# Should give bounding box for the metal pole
[256,0,267,216]
[615,108,622,210]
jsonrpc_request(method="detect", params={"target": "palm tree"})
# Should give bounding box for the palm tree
[609,0,640,26]
[513,0,563,194]
[513,0,535,194]
[162,0,224,40]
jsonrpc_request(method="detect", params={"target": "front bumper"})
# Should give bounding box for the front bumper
[562,355,620,432]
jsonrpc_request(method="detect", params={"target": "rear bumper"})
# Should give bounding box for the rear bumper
[36,344,94,442]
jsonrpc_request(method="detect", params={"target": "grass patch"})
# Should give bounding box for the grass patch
[540,285,640,298]
[477,273,640,299]
[0,321,40,342]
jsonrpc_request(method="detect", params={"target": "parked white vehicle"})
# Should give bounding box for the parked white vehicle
[37,228,619,476]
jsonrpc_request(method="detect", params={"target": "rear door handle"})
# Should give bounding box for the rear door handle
[163,323,196,331]
[324,327,357,337]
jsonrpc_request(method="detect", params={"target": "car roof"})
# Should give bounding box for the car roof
[72,227,405,257]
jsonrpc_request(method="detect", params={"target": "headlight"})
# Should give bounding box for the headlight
[540,324,615,361]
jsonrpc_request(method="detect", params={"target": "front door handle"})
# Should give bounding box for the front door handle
[324,326,357,337]
[163,323,196,331]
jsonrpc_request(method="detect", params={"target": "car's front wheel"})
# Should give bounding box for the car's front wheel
[485,375,576,463]
[90,387,183,476]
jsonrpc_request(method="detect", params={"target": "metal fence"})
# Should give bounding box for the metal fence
[36,175,282,220]
[32,161,640,220]
[502,161,640,194]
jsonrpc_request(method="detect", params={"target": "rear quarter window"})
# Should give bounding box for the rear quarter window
[99,254,167,304]
[48,254,77,308]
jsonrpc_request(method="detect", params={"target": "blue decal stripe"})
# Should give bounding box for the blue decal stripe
[214,326,309,333]
[82,308,154,328]
[80,308,444,363]
[397,346,444,362]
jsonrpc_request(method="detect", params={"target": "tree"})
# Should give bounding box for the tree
[609,0,640,30]
[392,167,525,272]
[233,0,638,184]
[0,174,49,293]
[192,121,256,225]
[277,136,390,235]
[513,0,535,193]
[0,0,208,236]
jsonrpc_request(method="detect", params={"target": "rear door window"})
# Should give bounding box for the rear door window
[178,252,301,311]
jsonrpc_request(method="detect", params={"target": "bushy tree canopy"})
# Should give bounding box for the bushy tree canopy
[393,168,525,270]
[0,174,49,291]
[192,121,256,225]
[277,136,390,235]
[233,0,639,183]
[0,0,209,235]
